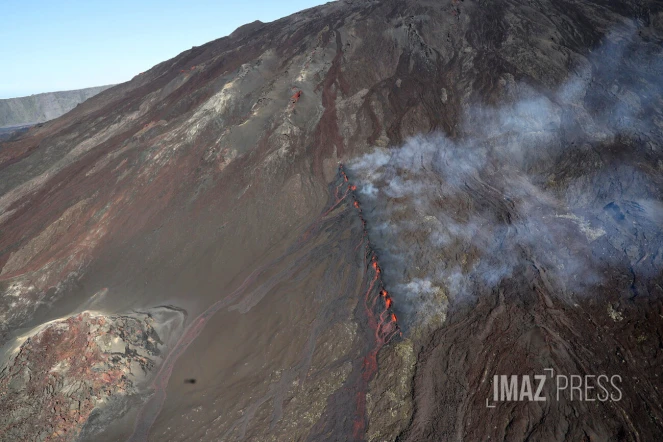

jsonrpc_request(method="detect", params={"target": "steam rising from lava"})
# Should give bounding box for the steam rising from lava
[349,25,663,332]
[330,165,401,438]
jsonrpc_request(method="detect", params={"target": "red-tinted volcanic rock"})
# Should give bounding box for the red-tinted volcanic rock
[0,307,184,441]
[1,0,662,441]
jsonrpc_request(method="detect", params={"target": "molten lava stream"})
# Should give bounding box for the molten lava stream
[129,165,397,441]
[343,167,400,440]
[351,254,399,440]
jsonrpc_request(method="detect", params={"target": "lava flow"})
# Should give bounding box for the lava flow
[129,165,399,441]
[338,164,401,440]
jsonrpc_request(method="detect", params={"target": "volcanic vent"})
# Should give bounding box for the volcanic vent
[1,0,663,440]
[123,164,409,441]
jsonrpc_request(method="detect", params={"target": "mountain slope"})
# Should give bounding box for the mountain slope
[1,0,662,441]
[0,85,113,129]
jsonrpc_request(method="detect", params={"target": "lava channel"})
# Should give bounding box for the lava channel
[339,164,401,440]
[128,164,399,441]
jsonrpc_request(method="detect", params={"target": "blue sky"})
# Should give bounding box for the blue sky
[0,0,329,98]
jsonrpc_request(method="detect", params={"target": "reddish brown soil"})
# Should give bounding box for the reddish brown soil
[0,0,662,441]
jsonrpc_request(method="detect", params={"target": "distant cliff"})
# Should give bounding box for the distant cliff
[0,85,113,128]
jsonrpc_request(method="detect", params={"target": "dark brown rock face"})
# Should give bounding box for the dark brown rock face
[1,0,662,441]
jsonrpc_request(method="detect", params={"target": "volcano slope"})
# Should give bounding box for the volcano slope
[1,0,663,440]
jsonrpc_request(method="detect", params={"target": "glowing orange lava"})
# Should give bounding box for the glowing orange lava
[290,90,302,104]
[340,164,400,440]
[306,165,401,440]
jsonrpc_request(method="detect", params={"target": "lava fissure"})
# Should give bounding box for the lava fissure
[337,164,401,440]
[128,165,397,441]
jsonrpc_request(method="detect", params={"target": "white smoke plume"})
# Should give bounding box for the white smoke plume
[349,24,663,332]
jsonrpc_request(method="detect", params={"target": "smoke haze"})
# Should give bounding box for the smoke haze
[349,24,663,332]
